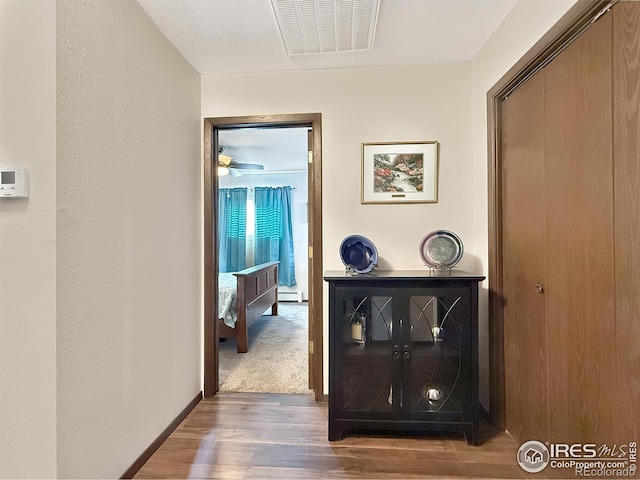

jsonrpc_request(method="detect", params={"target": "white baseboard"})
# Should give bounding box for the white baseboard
[278,291,303,302]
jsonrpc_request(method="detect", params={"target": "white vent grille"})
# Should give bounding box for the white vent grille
[271,0,380,56]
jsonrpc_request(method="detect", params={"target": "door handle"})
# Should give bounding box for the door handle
[536,284,544,294]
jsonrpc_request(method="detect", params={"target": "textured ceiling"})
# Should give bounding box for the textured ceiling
[137,1,519,171]
[218,127,309,173]
[137,0,518,75]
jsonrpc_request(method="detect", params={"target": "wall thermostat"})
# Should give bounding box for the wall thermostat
[0,168,29,198]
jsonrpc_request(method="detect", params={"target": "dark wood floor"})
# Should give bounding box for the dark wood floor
[135,393,525,479]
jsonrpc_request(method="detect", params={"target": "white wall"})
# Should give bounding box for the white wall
[471,0,579,409]
[0,1,57,477]
[202,62,475,393]
[56,0,201,477]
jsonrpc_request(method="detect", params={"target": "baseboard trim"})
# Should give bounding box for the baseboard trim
[120,391,202,479]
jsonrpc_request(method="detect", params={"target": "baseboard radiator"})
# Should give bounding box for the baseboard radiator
[278,291,303,302]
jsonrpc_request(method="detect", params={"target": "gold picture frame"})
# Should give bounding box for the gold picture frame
[361,141,439,204]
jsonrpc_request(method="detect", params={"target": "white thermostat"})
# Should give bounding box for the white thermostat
[0,168,29,198]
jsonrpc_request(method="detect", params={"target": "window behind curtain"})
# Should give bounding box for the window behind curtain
[254,186,297,286]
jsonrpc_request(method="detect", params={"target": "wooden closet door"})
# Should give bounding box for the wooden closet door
[613,1,640,445]
[501,71,549,444]
[544,13,616,445]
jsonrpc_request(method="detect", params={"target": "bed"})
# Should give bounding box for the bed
[218,261,279,353]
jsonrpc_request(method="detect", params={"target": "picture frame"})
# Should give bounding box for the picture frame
[361,141,439,204]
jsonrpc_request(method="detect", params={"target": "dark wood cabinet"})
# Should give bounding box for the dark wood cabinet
[324,270,485,445]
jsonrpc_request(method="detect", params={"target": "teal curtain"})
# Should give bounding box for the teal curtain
[254,186,297,286]
[218,188,248,272]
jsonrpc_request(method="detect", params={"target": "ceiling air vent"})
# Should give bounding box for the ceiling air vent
[271,0,380,56]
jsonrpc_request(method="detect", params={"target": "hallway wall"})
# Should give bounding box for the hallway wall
[58,0,201,477]
[0,1,57,477]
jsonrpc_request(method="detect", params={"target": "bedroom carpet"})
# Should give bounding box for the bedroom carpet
[219,302,310,394]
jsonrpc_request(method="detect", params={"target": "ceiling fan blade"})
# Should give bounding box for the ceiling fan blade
[228,168,242,177]
[230,162,264,170]
[219,147,264,172]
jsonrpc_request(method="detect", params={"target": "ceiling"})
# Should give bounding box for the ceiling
[137,0,519,76]
[138,1,519,173]
[218,127,309,173]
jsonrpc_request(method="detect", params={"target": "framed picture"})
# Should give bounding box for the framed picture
[361,141,439,204]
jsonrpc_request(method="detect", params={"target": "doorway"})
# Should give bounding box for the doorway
[203,113,323,400]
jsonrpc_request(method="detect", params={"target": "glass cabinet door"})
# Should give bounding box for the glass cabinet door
[334,288,400,418]
[405,288,470,419]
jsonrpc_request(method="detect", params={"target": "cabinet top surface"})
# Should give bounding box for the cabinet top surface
[323,269,485,282]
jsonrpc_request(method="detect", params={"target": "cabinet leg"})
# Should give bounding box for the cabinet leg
[465,423,480,446]
[328,426,344,441]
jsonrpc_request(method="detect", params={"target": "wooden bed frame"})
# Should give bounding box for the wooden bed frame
[218,261,279,353]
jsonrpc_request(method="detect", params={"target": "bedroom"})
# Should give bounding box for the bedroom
[215,126,311,394]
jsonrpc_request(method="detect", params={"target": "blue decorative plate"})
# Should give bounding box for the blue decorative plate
[340,235,378,274]
[419,230,463,269]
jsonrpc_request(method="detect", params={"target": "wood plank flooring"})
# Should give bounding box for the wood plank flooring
[135,393,525,479]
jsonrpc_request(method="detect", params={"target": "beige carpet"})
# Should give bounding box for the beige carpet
[219,302,309,394]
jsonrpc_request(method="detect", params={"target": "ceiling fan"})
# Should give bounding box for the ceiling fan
[218,148,264,176]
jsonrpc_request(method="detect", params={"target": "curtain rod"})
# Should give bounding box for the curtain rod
[220,186,297,191]
[237,169,307,175]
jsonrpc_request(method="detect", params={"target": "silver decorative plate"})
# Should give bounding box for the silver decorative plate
[419,230,463,269]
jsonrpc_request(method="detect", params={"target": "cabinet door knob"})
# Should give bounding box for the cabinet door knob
[536,284,544,294]
[403,351,411,359]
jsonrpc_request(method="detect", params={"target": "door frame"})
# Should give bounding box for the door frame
[486,0,617,429]
[203,113,324,400]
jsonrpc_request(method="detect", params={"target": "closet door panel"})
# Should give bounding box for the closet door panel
[544,14,616,445]
[613,1,640,444]
[501,72,549,444]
